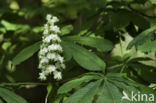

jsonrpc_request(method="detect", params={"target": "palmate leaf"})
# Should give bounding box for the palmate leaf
[97,81,123,103]
[61,41,106,71]
[63,36,114,52]
[12,41,41,65]
[58,73,156,103]
[58,74,102,94]
[106,73,156,103]
[0,87,28,103]
[64,80,102,103]
[127,26,156,49]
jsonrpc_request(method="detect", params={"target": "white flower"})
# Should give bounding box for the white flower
[44,24,48,29]
[43,34,61,43]
[39,55,43,59]
[55,62,65,69]
[58,55,64,63]
[49,16,59,24]
[52,16,59,22]
[38,14,65,81]
[39,48,48,55]
[47,53,55,59]
[46,14,52,21]
[50,25,60,33]
[51,34,61,42]
[42,48,48,53]
[44,35,52,43]
[38,63,45,68]
[40,58,49,64]
[60,63,66,69]
[47,53,58,61]
[39,72,47,80]
[43,29,48,35]
[48,44,62,52]
[53,71,62,80]
[46,65,56,73]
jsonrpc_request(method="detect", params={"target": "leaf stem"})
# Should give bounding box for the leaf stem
[0,82,49,87]
[120,64,125,73]
[119,36,124,57]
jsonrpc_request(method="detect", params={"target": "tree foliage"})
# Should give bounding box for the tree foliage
[0,0,156,103]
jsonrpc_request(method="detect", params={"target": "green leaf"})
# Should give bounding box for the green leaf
[73,45,106,71]
[105,73,156,103]
[32,26,43,33]
[1,20,30,33]
[0,99,3,103]
[61,41,73,61]
[63,36,114,52]
[127,26,156,49]
[0,27,6,33]
[138,40,156,52]
[2,42,11,50]
[127,57,152,63]
[61,25,73,35]
[58,74,101,94]
[0,87,28,103]
[64,80,102,103]
[97,81,123,103]
[12,41,41,65]
[149,84,156,90]
[1,20,18,31]
[62,73,156,103]
[150,0,156,4]
[128,62,156,83]
[103,10,149,30]
[62,41,106,71]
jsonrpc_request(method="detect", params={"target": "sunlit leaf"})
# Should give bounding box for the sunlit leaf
[61,25,73,35]
[138,40,156,52]
[127,26,156,49]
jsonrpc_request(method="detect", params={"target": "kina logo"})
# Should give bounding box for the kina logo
[121,91,155,102]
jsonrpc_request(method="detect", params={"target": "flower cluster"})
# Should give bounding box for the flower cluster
[38,14,65,80]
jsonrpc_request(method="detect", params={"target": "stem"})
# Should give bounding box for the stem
[19,82,48,85]
[119,35,124,57]
[0,82,48,87]
[120,64,125,73]
[108,64,123,70]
